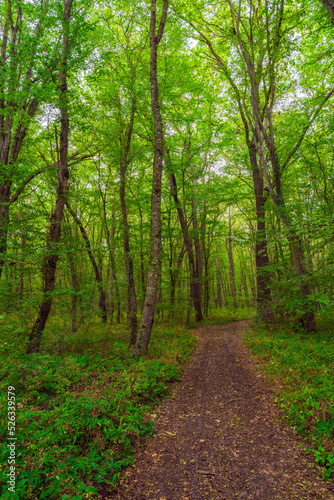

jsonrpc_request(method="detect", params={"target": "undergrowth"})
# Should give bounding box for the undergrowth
[244,318,334,480]
[189,306,256,328]
[0,315,197,499]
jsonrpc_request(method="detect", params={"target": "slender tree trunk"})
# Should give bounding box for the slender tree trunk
[169,246,185,318]
[134,0,168,355]
[138,204,146,301]
[216,253,222,309]
[0,2,47,279]
[66,202,107,322]
[192,195,203,307]
[186,137,203,307]
[169,170,203,322]
[0,200,9,280]
[18,214,25,302]
[186,282,192,326]
[67,248,78,333]
[201,203,210,316]
[204,257,210,314]
[106,253,114,323]
[220,268,228,307]
[27,0,72,354]
[111,219,121,324]
[225,213,237,309]
[120,95,137,345]
[239,253,250,308]
[249,140,273,321]
[225,238,236,309]
[107,211,121,323]
[102,202,120,324]
[259,128,316,331]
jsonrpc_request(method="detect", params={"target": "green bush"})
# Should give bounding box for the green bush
[0,319,196,499]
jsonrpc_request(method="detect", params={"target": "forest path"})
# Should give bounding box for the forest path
[110,321,334,500]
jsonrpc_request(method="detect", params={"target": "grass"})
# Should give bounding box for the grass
[0,314,197,499]
[189,306,256,328]
[0,306,255,499]
[243,315,334,479]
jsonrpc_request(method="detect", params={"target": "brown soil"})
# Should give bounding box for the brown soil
[109,321,334,499]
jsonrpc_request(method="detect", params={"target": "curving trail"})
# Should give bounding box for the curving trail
[110,321,334,499]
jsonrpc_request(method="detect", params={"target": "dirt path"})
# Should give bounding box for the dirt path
[110,321,334,499]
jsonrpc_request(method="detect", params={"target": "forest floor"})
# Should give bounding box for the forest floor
[108,320,334,500]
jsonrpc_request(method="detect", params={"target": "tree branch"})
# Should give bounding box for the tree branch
[281,88,334,171]
[9,153,93,204]
[157,0,169,45]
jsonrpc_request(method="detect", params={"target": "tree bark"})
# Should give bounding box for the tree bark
[106,252,114,323]
[239,252,250,308]
[258,118,316,331]
[138,204,146,301]
[66,202,107,322]
[186,136,203,308]
[134,0,168,355]
[201,201,210,316]
[169,245,185,318]
[249,140,273,321]
[120,94,137,346]
[169,170,203,322]
[67,247,78,333]
[110,212,121,323]
[27,0,72,354]
[0,1,49,279]
[319,0,334,24]
[216,253,222,309]
[225,213,237,309]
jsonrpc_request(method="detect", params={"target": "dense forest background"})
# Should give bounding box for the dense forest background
[1,0,334,350]
[1,0,334,498]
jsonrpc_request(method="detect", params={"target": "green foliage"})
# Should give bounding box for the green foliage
[198,307,256,327]
[244,318,334,479]
[0,319,196,499]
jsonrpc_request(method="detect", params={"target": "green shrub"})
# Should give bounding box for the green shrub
[0,319,196,499]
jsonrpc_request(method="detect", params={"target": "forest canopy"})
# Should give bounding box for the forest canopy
[2,1,334,498]
[0,0,334,353]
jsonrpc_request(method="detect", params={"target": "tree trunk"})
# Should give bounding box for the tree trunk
[103,206,121,324]
[192,195,203,308]
[169,246,185,318]
[134,0,168,356]
[186,137,203,308]
[216,254,222,309]
[106,253,114,323]
[67,248,78,333]
[18,214,25,303]
[66,202,107,322]
[319,0,334,24]
[239,253,250,308]
[201,203,210,316]
[0,199,9,280]
[111,214,121,324]
[27,0,72,354]
[0,2,49,279]
[225,213,237,309]
[169,170,203,322]
[120,94,137,345]
[249,140,273,321]
[138,204,146,301]
[259,124,316,331]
